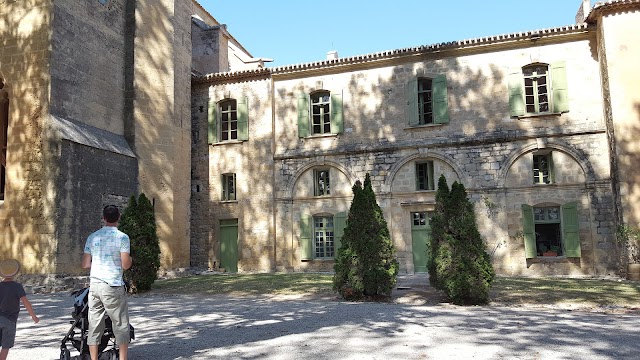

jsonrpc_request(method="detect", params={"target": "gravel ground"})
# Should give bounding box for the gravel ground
[8,274,640,360]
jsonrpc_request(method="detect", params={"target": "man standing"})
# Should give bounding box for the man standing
[82,205,132,360]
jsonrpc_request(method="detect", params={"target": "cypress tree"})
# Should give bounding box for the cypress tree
[119,193,161,293]
[333,174,399,300]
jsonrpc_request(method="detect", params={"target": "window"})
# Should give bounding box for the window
[314,216,335,259]
[299,212,346,261]
[533,152,553,184]
[417,78,434,125]
[219,99,238,141]
[207,97,249,144]
[407,75,449,126]
[297,90,343,137]
[416,161,435,191]
[314,169,330,196]
[521,203,581,259]
[508,62,569,117]
[222,173,236,201]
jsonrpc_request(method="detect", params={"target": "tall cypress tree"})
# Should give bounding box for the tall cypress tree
[119,193,161,293]
[333,174,399,300]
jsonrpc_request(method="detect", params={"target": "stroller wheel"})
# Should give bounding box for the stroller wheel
[59,348,70,360]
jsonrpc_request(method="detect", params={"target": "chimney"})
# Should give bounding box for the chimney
[326,51,338,60]
[575,0,590,23]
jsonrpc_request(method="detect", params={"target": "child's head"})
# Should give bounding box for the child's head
[0,259,21,280]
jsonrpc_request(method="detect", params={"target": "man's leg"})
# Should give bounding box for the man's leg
[103,286,130,360]
[87,285,107,360]
[0,348,9,360]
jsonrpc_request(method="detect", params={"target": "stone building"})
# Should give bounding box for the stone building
[191,0,640,277]
[0,0,263,276]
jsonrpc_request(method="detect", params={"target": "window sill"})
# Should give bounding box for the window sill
[302,258,336,262]
[220,200,238,204]
[514,112,565,119]
[404,123,445,130]
[527,256,579,264]
[210,140,247,146]
[302,133,338,139]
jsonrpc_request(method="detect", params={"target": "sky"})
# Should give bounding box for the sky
[198,0,586,68]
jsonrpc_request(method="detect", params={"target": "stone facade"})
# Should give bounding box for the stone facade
[190,1,640,277]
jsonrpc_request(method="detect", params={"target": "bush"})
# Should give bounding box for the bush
[119,193,161,293]
[333,174,399,300]
[429,176,495,305]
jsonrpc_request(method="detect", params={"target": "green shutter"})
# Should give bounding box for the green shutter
[334,212,347,256]
[300,215,313,260]
[237,97,249,140]
[407,78,419,126]
[551,61,569,113]
[297,93,309,138]
[522,204,536,259]
[330,90,344,134]
[433,74,450,124]
[562,202,581,257]
[207,99,217,144]
[508,67,525,117]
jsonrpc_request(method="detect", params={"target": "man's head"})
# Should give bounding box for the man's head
[103,205,121,223]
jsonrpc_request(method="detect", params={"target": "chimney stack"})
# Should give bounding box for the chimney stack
[327,51,338,60]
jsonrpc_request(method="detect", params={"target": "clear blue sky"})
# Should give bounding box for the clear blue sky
[198,0,586,68]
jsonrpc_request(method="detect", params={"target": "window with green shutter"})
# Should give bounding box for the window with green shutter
[298,90,344,137]
[300,215,313,261]
[407,75,449,126]
[209,97,249,143]
[521,202,581,258]
[509,62,569,116]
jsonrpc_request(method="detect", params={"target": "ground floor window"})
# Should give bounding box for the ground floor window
[521,202,581,259]
[314,216,334,259]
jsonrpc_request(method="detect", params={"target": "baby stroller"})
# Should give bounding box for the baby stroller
[59,287,135,360]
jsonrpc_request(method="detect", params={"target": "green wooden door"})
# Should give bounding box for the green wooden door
[220,219,238,272]
[411,212,431,273]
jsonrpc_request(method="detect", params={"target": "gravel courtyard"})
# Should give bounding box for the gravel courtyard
[8,275,640,360]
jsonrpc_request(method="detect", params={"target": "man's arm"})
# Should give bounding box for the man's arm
[81,253,92,269]
[121,252,132,270]
[20,296,39,323]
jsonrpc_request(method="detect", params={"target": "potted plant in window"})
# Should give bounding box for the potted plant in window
[617,225,640,280]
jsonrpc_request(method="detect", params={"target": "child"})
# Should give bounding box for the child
[0,259,39,360]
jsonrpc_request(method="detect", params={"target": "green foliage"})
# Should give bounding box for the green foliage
[617,224,640,263]
[428,176,495,305]
[119,193,161,293]
[333,174,399,300]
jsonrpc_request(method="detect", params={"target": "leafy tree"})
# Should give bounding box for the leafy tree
[429,176,495,304]
[333,174,399,300]
[119,193,161,293]
[427,175,451,289]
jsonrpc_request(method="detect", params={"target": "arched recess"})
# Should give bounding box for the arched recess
[384,150,468,192]
[285,160,358,199]
[499,139,595,188]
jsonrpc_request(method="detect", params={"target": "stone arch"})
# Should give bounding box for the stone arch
[499,139,595,188]
[285,159,358,199]
[384,150,468,192]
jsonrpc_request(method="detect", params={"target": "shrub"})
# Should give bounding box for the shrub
[119,193,161,293]
[429,176,495,305]
[333,174,399,300]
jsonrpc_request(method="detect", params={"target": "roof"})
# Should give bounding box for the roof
[192,23,589,84]
[586,0,640,22]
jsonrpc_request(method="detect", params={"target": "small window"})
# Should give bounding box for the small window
[314,216,334,259]
[219,99,238,141]
[533,152,553,184]
[314,169,330,196]
[416,161,435,191]
[417,78,434,125]
[222,173,236,201]
[310,91,331,135]
[523,64,550,114]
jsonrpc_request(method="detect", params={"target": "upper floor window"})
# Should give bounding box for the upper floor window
[297,90,343,137]
[222,173,236,201]
[407,75,449,126]
[416,161,435,191]
[508,62,569,117]
[533,152,554,185]
[314,169,330,196]
[207,97,249,144]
